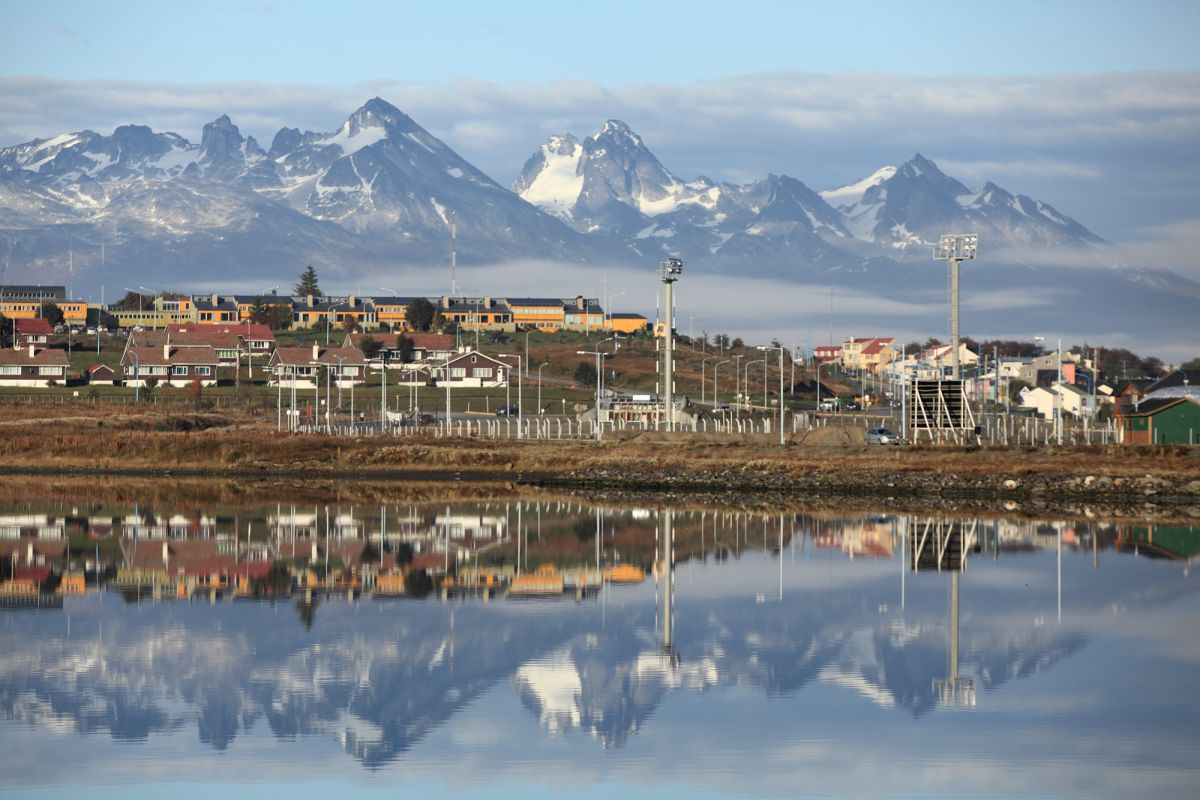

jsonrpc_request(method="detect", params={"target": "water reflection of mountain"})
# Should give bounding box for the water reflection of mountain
[1,545,1194,766]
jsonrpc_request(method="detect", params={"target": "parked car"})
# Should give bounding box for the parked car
[866,427,902,445]
[844,401,862,411]
[818,399,838,411]
[496,404,519,417]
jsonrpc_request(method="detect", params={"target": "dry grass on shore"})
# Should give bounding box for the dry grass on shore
[2,401,1198,483]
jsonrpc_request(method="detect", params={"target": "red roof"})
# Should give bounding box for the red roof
[15,318,53,335]
[0,348,69,366]
[13,566,52,584]
[168,323,275,341]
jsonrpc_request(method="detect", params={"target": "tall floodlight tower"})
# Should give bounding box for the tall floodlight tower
[658,257,683,430]
[933,234,978,379]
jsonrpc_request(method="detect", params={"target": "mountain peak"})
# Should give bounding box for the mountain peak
[198,115,245,166]
[347,97,417,135]
[594,119,643,148]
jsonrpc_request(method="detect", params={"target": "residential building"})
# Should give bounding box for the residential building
[344,332,457,366]
[12,318,52,349]
[563,296,605,332]
[506,297,566,330]
[370,297,419,330]
[0,346,70,387]
[432,351,510,388]
[85,364,115,385]
[607,313,649,335]
[1019,382,1088,420]
[109,296,196,329]
[268,344,367,389]
[437,296,514,331]
[922,342,980,374]
[841,337,895,373]
[121,344,219,387]
[813,345,840,364]
[192,295,239,323]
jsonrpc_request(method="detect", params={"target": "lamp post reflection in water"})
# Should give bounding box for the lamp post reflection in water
[660,509,679,667]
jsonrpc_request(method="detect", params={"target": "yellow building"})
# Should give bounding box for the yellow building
[110,296,196,329]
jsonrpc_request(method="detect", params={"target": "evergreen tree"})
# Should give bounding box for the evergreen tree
[43,303,65,327]
[295,265,321,298]
[406,297,436,332]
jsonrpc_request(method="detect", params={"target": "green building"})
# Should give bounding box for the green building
[1120,396,1200,445]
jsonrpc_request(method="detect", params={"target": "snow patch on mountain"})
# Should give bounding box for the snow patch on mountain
[820,166,896,209]
[517,135,584,219]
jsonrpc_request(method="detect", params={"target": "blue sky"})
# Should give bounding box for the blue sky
[4,1,1199,84]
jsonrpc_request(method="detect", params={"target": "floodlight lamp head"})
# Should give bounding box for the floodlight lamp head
[658,256,683,282]
[934,233,979,262]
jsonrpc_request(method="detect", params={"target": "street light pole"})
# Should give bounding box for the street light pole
[758,345,786,445]
[701,355,717,407]
[498,353,524,438]
[713,359,730,410]
[576,346,610,441]
[537,361,548,414]
[933,234,978,380]
[816,360,834,411]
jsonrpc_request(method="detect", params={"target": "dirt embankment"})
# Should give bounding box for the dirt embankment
[1,405,1199,519]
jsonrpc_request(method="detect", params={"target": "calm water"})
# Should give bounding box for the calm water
[2,493,1198,800]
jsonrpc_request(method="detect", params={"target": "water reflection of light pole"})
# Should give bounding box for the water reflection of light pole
[661,509,678,667]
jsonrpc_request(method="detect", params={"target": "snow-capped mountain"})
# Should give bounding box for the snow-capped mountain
[0,98,610,286]
[820,154,1104,252]
[514,120,856,275]
[4,98,1199,337]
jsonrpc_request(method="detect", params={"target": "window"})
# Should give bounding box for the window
[473,368,492,378]
[38,366,63,376]
[196,366,212,376]
[172,366,188,376]
[0,366,19,376]
[450,367,466,378]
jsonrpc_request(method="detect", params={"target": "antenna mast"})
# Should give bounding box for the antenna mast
[450,210,458,297]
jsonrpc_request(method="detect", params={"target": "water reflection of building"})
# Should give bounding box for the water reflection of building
[1115,524,1200,562]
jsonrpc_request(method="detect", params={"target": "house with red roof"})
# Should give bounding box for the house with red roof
[120,344,219,387]
[268,344,367,389]
[13,317,53,350]
[841,337,896,373]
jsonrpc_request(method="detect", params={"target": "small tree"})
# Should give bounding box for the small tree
[406,298,436,332]
[188,375,203,407]
[574,360,598,386]
[270,305,293,331]
[395,334,414,363]
[0,313,10,348]
[295,264,321,298]
[43,303,65,327]
[359,335,382,359]
[249,297,271,325]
